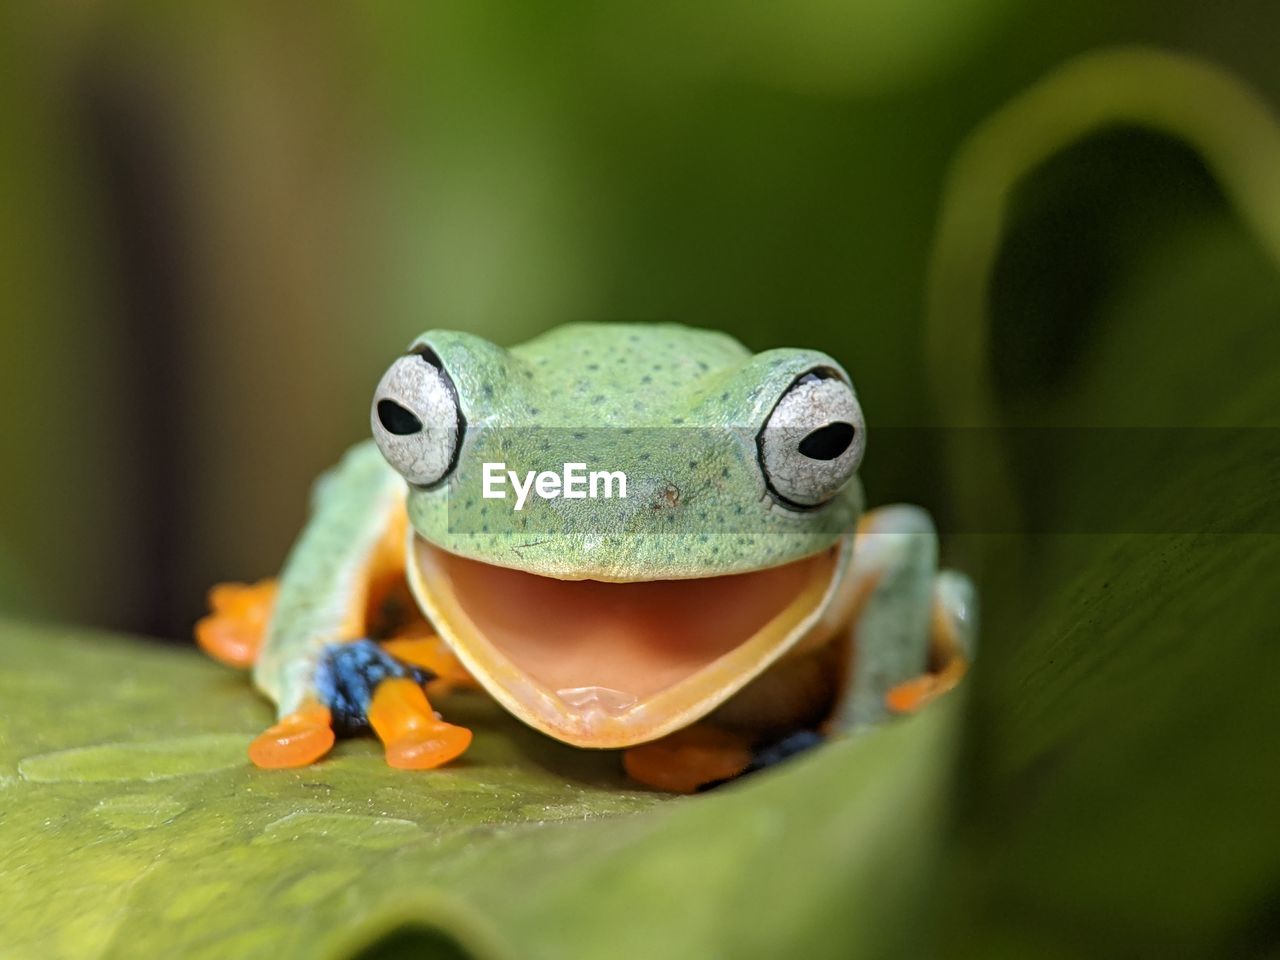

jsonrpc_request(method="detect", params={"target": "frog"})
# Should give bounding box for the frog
[196,322,976,793]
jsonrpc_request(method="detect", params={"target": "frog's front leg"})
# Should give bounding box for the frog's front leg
[252,638,471,769]
[833,504,976,731]
[623,506,975,793]
[200,441,472,769]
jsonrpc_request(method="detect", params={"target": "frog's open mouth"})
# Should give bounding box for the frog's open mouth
[405,537,849,748]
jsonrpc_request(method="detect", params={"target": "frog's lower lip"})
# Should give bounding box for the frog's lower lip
[405,536,851,748]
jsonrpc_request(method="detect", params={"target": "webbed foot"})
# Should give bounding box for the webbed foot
[196,579,277,669]
[622,725,754,794]
[249,701,336,768]
[254,638,472,770]
[368,678,472,770]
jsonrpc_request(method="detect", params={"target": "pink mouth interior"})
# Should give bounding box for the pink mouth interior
[437,549,832,703]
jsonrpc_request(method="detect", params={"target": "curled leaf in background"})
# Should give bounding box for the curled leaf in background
[925,48,1280,958]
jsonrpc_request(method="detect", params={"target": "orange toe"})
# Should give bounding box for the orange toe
[623,726,753,794]
[369,677,472,770]
[196,579,278,669]
[249,703,335,769]
[885,657,968,714]
[384,725,473,770]
[885,676,937,714]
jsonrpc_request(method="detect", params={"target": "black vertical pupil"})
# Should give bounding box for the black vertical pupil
[798,422,855,460]
[377,399,423,436]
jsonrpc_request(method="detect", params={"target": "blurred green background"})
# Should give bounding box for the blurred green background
[3,0,1273,638]
[2,3,1279,958]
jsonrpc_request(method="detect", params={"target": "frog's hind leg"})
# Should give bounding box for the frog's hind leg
[195,579,278,669]
[830,505,977,731]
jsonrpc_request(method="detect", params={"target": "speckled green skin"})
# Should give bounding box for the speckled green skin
[255,322,974,735]
[406,322,863,581]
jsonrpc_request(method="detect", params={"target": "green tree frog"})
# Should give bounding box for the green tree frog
[197,323,975,792]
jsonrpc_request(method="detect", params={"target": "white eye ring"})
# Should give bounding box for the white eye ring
[370,347,464,487]
[757,369,864,508]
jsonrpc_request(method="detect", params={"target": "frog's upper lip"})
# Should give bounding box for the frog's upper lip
[405,535,851,748]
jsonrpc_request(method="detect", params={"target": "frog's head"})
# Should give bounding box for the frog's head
[370,323,866,748]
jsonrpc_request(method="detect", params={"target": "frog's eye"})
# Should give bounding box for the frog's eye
[757,368,865,508]
[370,346,465,488]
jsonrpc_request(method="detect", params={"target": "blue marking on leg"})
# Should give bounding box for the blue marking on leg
[315,639,436,735]
[696,728,826,791]
[745,729,825,774]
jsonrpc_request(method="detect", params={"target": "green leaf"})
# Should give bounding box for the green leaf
[0,623,961,959]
